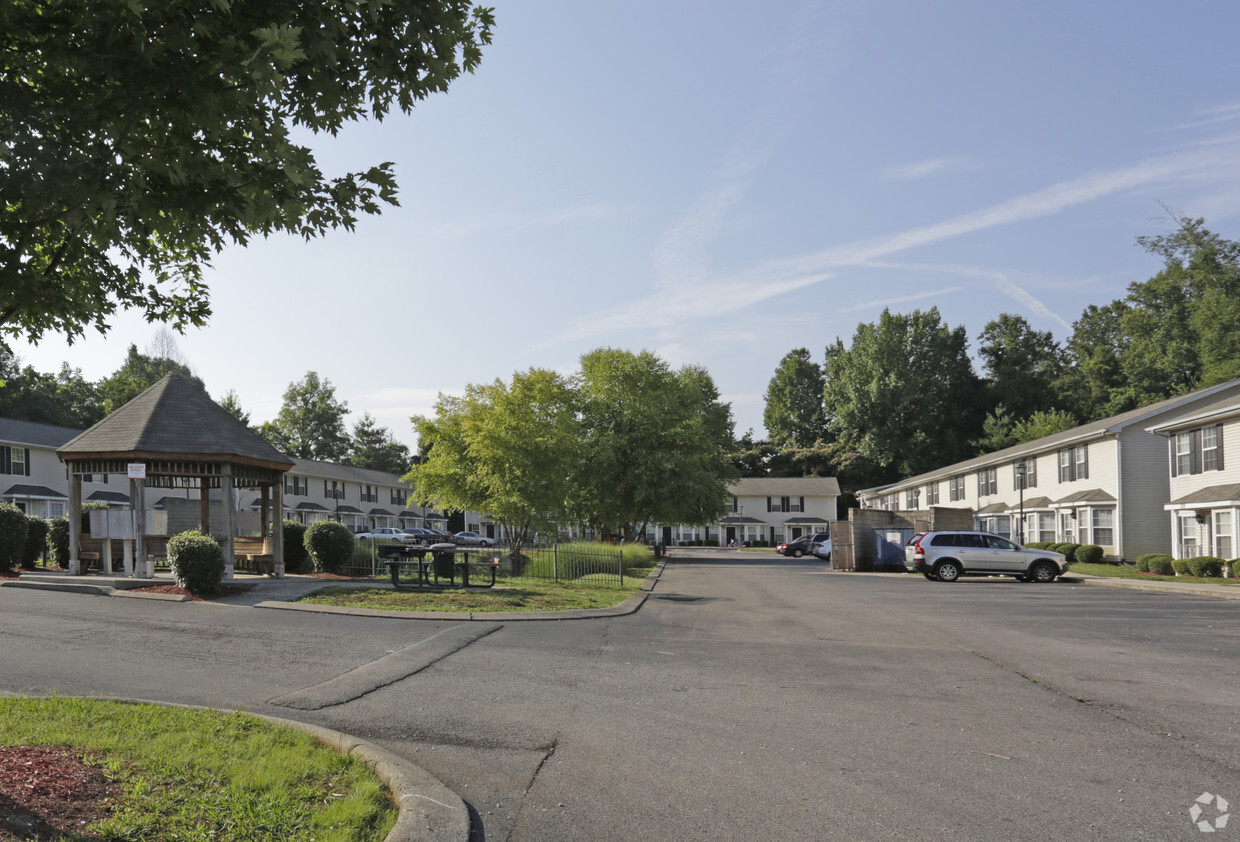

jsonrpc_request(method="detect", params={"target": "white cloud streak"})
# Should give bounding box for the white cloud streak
[880,157,977,181]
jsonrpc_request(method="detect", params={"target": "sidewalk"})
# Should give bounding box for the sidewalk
[1062,572,1240,600]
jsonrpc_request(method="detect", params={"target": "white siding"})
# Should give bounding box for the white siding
[1165,420,1240,498]
[1117,429,1174,558]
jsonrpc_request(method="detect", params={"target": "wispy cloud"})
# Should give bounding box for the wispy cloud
[880,157,977,181]
[432,203,634,240]
[1163,102,1240,133]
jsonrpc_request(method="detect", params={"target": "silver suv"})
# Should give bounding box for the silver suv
[904,531,1069,583]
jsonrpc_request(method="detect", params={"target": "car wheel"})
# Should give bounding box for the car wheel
[791,549,804,558]
[922,571,938,581]
[934,560,961,582]
[1029,561,1058,583]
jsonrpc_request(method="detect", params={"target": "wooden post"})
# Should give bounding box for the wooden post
[68,473,82,575]
[200,479,211,535]
[133,477,146,577]
[272,480,285,578]
[221,465,236,580]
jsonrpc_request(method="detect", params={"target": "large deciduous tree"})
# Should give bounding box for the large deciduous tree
[574,349,737,539]
[1,0,494,342]
[763,348,827,449]
[405,369,582,558]
[97,343,203,413]
[260,372,350,461]
[823,308,981,479]
[977,313,1064,421]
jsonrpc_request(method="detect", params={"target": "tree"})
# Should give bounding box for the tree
[406,369,582,559]
[977,314,1064,421]
[1,1,494,343]
[974,405,1017,454]
[823,308,982,479]
[1058,301,1132,421]
[217,390,251,427]
[0,345,104,428]
[574,349,737,538]
[763,348,827,448]
[260,372,350,461]
[347,412,412,475]
[97,343,202,413]
[1012,409,1078,443]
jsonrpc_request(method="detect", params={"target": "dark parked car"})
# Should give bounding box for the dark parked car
[776,532,829,558]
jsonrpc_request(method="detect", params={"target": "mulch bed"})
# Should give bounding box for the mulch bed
[0,746,120,840]
[126,584,248,601]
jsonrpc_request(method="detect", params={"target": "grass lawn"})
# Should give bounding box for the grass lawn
[0,696,395,840]
[1069,562,1240,586]
[296,572,652,613]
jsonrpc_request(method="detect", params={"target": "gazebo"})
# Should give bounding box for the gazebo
[56,374,294,577]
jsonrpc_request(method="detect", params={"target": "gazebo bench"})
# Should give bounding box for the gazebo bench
[234,537,275,576]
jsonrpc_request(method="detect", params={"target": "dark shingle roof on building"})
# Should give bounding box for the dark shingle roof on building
[0,418,83,449]
[57,375,292,469]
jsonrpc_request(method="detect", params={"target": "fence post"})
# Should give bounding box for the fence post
[553,543,558,583]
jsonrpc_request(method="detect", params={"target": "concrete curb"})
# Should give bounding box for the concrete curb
[1068,576,1240,600]
[0,692,468,842]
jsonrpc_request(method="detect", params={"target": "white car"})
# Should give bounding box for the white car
[905,530,1068,583]
[453,531,495,547]
[354,527,406,541]
[811,538,832,561]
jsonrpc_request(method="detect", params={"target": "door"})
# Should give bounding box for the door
[980,534,1024,573]
[661,526,672,546]
[725,526,737,544]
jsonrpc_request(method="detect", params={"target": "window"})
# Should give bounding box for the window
[1059,512,1074,543]
[1057,445,1089,482]
[1171,425,1224,477]
[976,468,997,496]
[1179,514,1199,558]
[925,483,939,505]
[1014,459,1037,489]
[2,446,30,476]
[948,476,965,501]
[390,488,408,506]
[325,480,342,500]
[285,476,307,496]
[361,484,378,503]
[1215,511,1232,559]
[1091,508,1114,547]
[730,497,738,512]
[46,500,65,518]
[906,489,918,509]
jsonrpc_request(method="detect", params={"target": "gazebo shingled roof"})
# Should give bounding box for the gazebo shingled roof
[58,374,292,472]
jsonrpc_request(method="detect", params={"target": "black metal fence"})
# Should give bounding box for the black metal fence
[339,538,644,588]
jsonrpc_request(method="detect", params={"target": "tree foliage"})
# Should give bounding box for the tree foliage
[217,390,251,427]
[97,343,202,413]
[406,368,581,557]
[977,313,1064,421]
[823,308,982,480]
[575,349,737,537]
[259,372,351,461]
[347,412,412,474]
[0,344,105,428]
[1,0,495,343]
[763,348,827,449]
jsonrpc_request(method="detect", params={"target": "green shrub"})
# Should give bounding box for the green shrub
[1135,552,1171,572]
[1075,544,1104,564]
[1186,556,1225,578]
[280,519,310,573]
[305,520,355,573]
[21,516,48,569]
[167,529,226,595]
[1171,558,1192,575]
[46,517,70,567]
[1231,559,1240,578]
[1053,543,1080,561]
[0,502,29,570]
[1148,556,1175,576]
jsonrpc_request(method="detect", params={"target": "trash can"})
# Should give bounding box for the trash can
[432,550,455,581]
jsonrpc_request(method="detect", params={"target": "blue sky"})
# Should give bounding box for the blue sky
[12,0,1240,449]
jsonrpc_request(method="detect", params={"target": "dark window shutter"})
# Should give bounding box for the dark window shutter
[1217,424,1225,471]
[766,497,772,513]
[1,446,9,474]
[799,496,805,512]
[24,448,30,476]
[1170,438,1178,478]
[1192,429,1203,475]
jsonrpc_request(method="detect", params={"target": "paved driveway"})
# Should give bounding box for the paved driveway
[2,551,1237,840]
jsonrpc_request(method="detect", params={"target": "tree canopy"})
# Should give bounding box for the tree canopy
[823,308,982,478]
[259,372,351,462]
[1,0,494,343]
[347,412,412,475]
[763,348,827,449]
[406,368,581,556]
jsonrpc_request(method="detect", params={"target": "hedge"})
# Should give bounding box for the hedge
[1054,543,1080,562]
[1185,556,1225,578]
[47,517,70,567]
[21,516,48,569]
[167,529,226,596]
[0,503,29,570]
[1171,558,1192,575]
[1074,544,1104,565]
[1231,559,1240,578]
[281,519,310,573]
[305,520,355,574]
[1147,556,1175,576]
